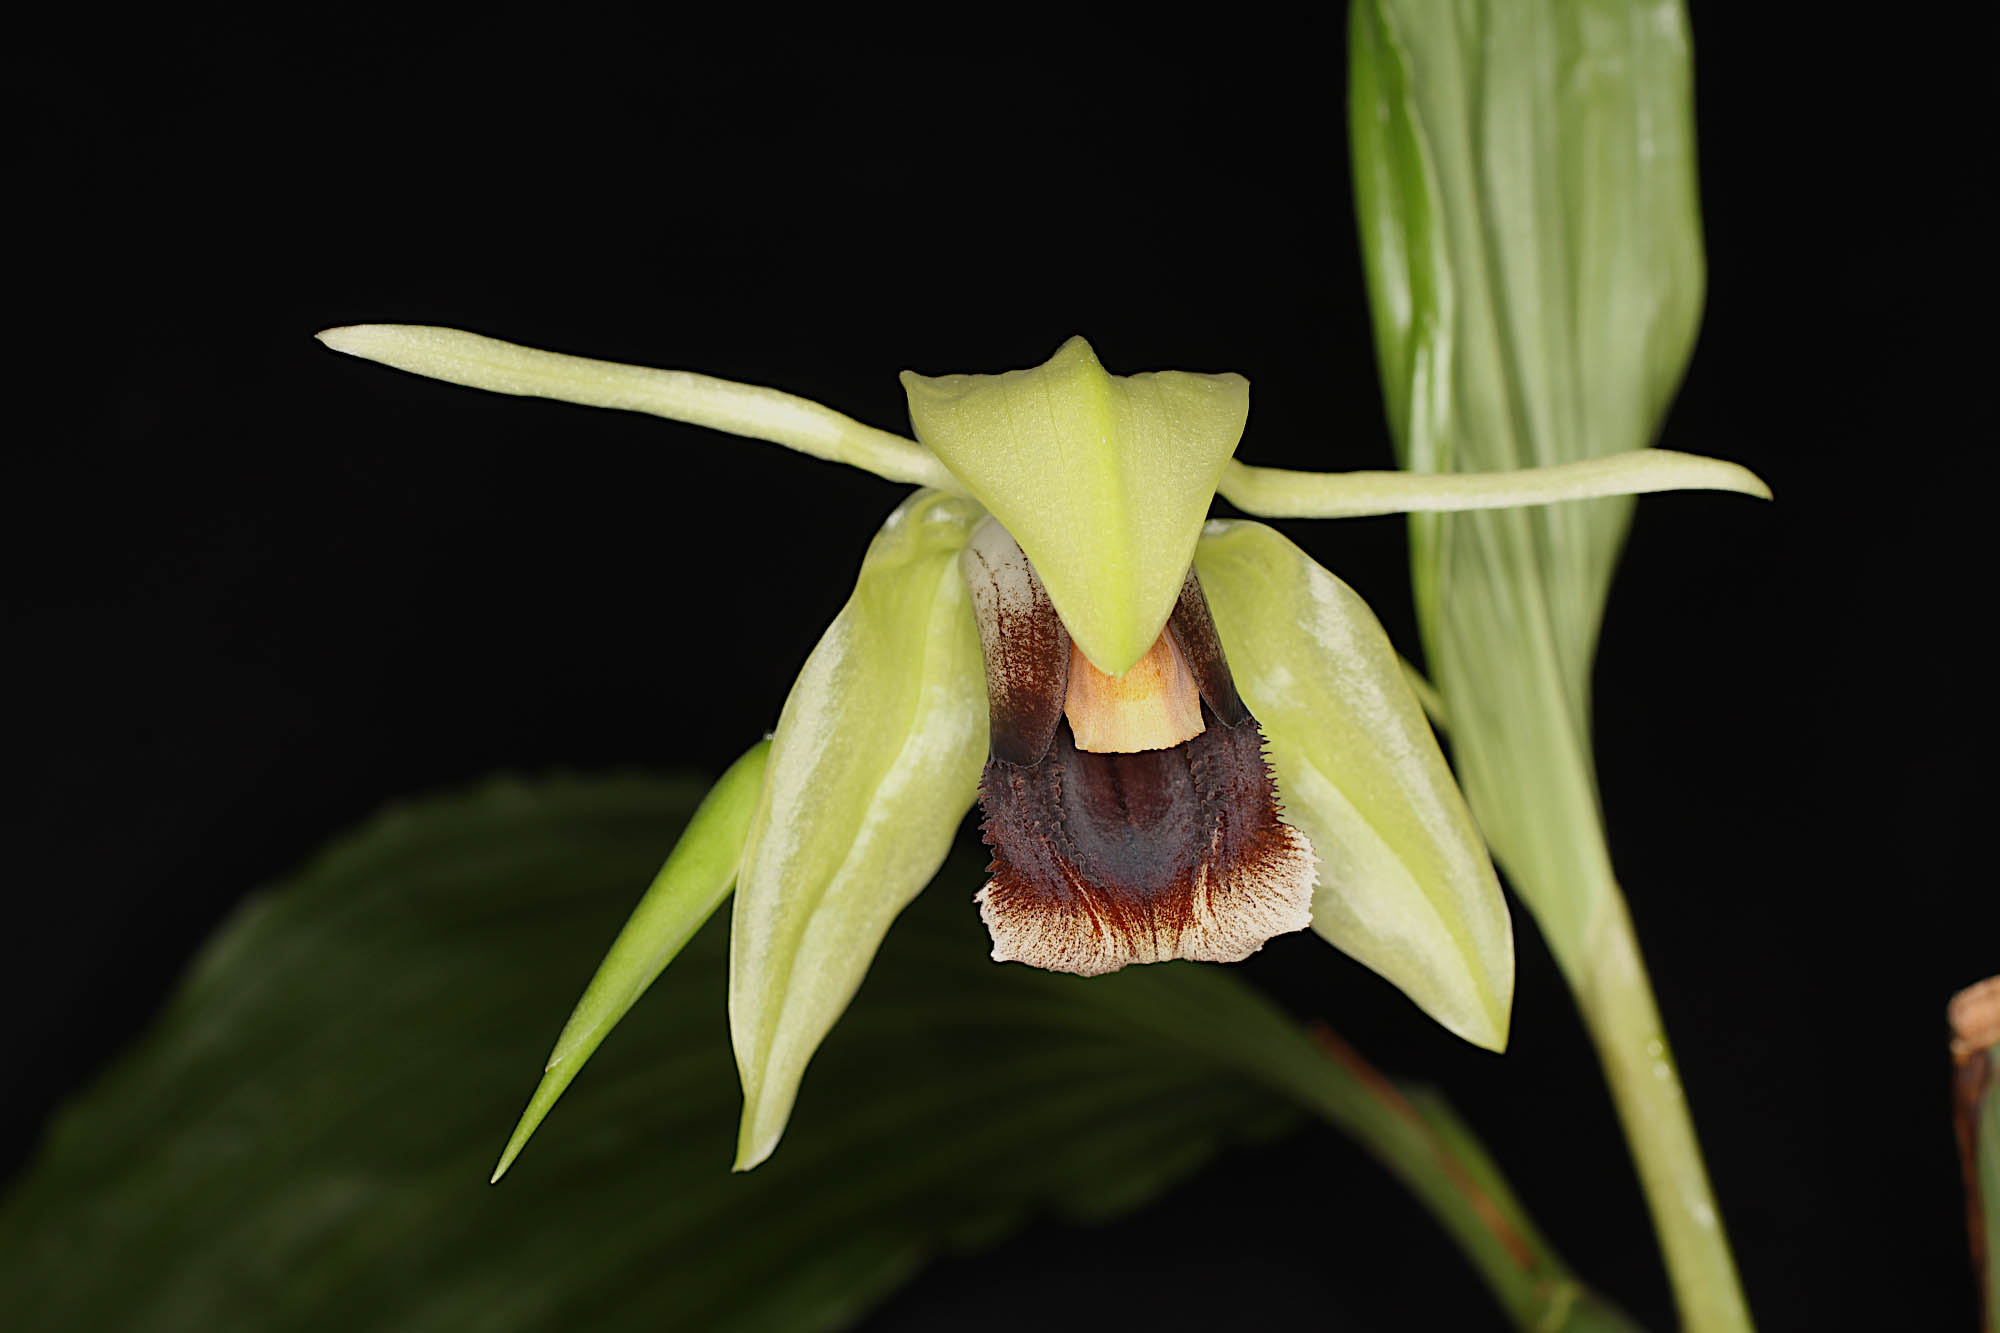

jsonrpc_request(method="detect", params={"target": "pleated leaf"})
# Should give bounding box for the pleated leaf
[1349,7,1756,1324]
[729,489,989,1170]
[0,775,1303,1333]
[1349,0,1706,955]
[1195,519,1513,1051]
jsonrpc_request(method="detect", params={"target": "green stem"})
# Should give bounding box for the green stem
[1438,521,1754,1331]
[1568,889,1751,1332]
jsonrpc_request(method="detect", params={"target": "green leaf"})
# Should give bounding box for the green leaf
[1350,4,1754,1327]
[491,740,770,1183]
[1195,519,1513,1051]
[0,775,1295,1333]
[902,336,1249,675]
[1349,0,1708,940]
[729,489,990,1170]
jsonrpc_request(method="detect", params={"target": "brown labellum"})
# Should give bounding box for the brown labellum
[976,706,1315,975]
[962,520,1315,976]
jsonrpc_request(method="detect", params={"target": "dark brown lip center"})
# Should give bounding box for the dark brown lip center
[963,519,1315,975]
[975,699,1313,976]
[983,702,1275,905]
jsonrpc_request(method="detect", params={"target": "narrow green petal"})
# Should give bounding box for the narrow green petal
[1217,449,1769,519]
[317,324,962,491]
[902,336,1248,675]
[1195,519,1513,1051]
[730,489,989,1169]
[490,740,769,1183]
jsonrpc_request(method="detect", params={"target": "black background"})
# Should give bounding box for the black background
[6,9,1988,1330]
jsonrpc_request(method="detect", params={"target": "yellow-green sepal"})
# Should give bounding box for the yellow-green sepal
[730,489,990,1170]
[490,740,770,1184]
[901,336,1248,676]
[1195,519,1513,1051]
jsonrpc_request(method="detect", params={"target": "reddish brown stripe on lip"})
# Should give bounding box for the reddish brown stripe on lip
[963,518,1071,766]
[975,704,1315,976]
[1165,566,1248,727]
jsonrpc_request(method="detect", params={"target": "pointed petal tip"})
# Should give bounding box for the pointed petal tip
[315,324,400,361]
[1217,449,1775,519]
[901,335,1103,393]
[1675,452,1772,503]
[486,1051,583,1189]
[731,1128,777,1173]
[729,1085,782,1172]
[489,1130,528,1185]
[1404,948,1512,1053]
[1456,1005,1511,1054]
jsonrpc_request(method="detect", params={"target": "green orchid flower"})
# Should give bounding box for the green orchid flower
[316,324,1769,1175]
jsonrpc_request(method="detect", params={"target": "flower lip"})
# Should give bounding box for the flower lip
[976,707,1315,976]
[965,518,1315,975]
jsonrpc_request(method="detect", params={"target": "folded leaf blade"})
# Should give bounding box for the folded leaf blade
[1350,4,1754,1326]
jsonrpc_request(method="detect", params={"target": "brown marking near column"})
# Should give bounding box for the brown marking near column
[1165,566,1249,726]
[962,517,1071,766]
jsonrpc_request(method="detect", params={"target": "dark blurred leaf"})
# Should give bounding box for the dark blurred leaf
[0,774,1295,1331]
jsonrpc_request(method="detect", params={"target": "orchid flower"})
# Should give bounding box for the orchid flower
[316,324,1768,1174]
